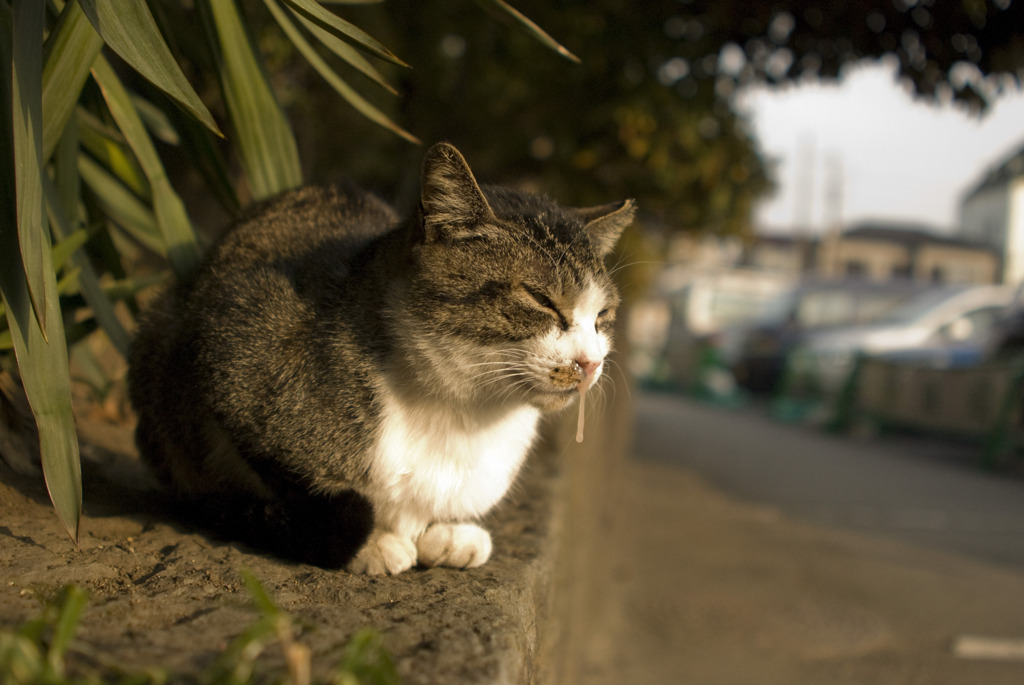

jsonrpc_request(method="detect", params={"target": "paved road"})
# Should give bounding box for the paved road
[632,390,1024,569]
[579,390,1024,684]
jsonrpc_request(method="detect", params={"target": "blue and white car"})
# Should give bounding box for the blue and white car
[787,284,1014,395]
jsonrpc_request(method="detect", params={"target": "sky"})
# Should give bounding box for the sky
[735,61,1024,236]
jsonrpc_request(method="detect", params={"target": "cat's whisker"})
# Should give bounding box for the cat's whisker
[602,357,632,403]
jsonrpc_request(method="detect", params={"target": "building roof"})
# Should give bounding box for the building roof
[842,221,987,250]
[962,141,1024,200]
[752,221,997,253]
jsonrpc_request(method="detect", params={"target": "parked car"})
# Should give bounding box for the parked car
[982,283,1024,359]
[790,284,1014,395]
[732,279,923,393]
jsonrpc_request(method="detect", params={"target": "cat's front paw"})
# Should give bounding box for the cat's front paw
[347,531,417,575]
[417,523,492,569]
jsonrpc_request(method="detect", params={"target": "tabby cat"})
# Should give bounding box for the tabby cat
[128,143,634,574]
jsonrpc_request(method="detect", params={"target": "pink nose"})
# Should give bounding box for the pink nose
[576,359,601,380]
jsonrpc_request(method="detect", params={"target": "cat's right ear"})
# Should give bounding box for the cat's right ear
[419,143,495,241]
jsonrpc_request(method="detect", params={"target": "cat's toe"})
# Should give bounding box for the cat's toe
[417,523,492,569]
[347,532,417,575]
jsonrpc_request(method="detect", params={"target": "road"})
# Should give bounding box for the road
[633,391,1024,569]
[580,390,1024,684]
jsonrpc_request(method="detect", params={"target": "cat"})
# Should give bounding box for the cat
[128,142,634,574]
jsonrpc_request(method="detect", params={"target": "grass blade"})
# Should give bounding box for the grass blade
[470,0,580,63]
[41,0,105,160]
[202,0,303,201]
[46,585,89,675]
[77,0,223,137]
[265,0,419,144]
[282,0,408,67]
[92,56,202,277]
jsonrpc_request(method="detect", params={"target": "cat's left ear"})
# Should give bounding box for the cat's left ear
[578,199,636,257]
[420,142,495,241]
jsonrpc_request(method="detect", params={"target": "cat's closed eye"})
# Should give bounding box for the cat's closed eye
[596,308,616,331]
[521,285,567,329]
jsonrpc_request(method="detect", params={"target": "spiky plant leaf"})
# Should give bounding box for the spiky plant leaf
[92,56,202,277]
[265,0,419,144]
[282,0,408,66]
[283,0,398,95]
[202,0,303,201]
[78,153,164,255]
[471,0,580,63]
[77,0,222,136]
[1,0,82,544]
[40,0,105,160]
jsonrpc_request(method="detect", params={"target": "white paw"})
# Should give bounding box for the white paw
[417,523,492,569]
[347,531,417,575]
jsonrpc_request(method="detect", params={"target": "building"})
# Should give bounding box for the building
[815,223,999,284]
[744,222,999,285]
[959,143,1024,284]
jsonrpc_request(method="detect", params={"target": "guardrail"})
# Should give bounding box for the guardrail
[829,356,1024,467]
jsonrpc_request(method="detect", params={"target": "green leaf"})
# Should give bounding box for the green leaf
[202,0,303,201]
[50,229,90,274]
[47,140,134,356]
[46,586,89,674]
[78,153,164,256]
[51,123,132,356]
[172,110,241,217]
[92,56,202,277]
[77,107,151,199]
[41,0,106,161]
[131,94,181,145]
[11,0,48,338]
[281,1,398,95]
[102,272,169,302]
[2,0,82,544]
[241,571,282,618]
[265,0,419,144]
[336,629,400,685]
[77,0,222,137]
[471,0,580,63]
[282,0,408,67]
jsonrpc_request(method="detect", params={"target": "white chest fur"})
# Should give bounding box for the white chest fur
[369,389,541,536]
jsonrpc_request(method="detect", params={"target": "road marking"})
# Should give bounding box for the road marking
[952,635,1024,661]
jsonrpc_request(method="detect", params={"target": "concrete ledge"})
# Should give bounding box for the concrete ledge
[0,381,631,683]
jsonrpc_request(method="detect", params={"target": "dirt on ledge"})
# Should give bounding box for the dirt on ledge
[0,413,566,684]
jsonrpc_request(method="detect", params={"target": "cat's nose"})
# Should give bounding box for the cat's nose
[575,358,601,380]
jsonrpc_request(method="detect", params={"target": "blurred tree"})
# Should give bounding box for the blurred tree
[282,0,1022,238]
[692,0,1023,109]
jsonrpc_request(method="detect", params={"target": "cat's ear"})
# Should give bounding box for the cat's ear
[420,143,495,240]
[578,199,636,257]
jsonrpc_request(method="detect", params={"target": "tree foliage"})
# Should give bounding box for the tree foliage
[280,1,1024,240]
